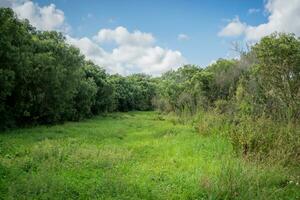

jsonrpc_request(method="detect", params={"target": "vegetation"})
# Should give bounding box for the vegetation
[153,33,300,167]
[0,112,299,200]
[1,7,299,199]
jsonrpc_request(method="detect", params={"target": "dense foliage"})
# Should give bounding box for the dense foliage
[155,38,300,121]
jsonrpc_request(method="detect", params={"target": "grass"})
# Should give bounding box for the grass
[0,111,299,200]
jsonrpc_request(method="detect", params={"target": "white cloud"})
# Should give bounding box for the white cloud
[66,36,107,61]
[219,0,300,41]
[218,17,247,37]
[93,26,155,47]
[209,59,217,65]
[248,8,260,14]
[2,1,185,75]
[1,0,69,32]
[68,27,185,75]
[177,34,189,41]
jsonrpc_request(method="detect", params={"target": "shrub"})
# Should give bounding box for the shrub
[229,117,300,166]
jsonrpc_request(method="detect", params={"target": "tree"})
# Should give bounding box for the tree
[0,8,36,128]
[83,61,115,114]
[252,33,300,119]
[206,59,240,101]
[72,77,97,121]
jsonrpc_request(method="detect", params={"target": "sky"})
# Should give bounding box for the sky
[1,0,300,75]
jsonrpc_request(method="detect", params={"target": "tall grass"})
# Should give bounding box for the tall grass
[0,112,299,199]
[193,110,300,167]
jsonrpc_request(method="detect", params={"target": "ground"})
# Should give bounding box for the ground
[0,112,299,200]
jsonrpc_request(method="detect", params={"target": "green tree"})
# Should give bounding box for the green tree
[206,59,240,101]
[83,61,115,113]
[72,77,97,121]
[0,8,35,128]
[252,33,300,119]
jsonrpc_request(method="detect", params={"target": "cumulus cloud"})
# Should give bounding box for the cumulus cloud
[66,36,107,62]
[93,26,155,47]
[218,17,247,37]
[2,1,185,75]
[177,34,189,41]
[68,27,185,75]
[1,0,69,32]
[219,0,300,41]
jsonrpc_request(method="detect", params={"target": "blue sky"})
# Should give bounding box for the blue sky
[3,0,300,75]
[38,0,265,66]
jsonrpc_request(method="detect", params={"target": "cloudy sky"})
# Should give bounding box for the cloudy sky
[1,0,300,75]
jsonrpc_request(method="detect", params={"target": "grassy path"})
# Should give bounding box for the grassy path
[0,112,298,199]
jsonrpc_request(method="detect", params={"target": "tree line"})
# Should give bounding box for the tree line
[154,34,300,122]
[1,7,299,131]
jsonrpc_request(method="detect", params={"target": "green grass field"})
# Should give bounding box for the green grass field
[0,112,299,200]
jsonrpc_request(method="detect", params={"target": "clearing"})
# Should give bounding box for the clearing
[0,112,298,199]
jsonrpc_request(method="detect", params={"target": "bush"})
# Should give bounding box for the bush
[194,111,231,136]
[214,99,235,114]
[229,117,300,166]
[195,112,299,166]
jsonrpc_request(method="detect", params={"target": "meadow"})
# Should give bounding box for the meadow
[0,112,299,200]
[1,4,300,200]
